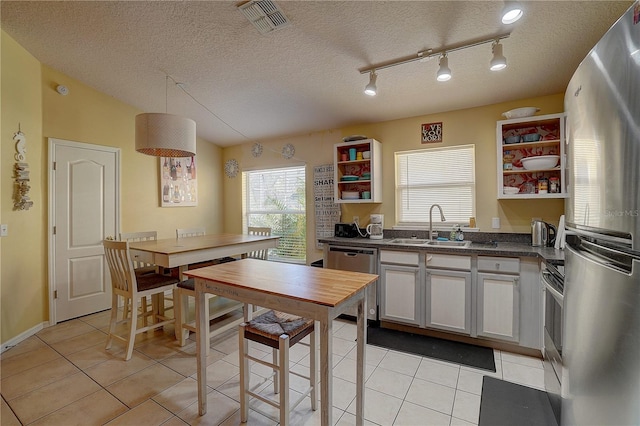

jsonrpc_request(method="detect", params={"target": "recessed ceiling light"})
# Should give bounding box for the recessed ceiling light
[501,1,523,24]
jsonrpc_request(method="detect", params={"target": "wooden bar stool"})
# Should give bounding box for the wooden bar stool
[239,310,317,425]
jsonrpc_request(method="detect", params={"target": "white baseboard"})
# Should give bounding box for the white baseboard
[1,321,50,354]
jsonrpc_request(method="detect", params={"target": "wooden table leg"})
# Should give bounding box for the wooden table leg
[320,317,333,426]
[356,295,367,426]
[196,283,208,415]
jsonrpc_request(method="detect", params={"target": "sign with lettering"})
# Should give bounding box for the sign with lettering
[314,164,341,249]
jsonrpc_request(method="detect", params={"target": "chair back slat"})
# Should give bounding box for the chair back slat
[176,227,205,238]
[120,231,157,270]
[103,240,137,296]
[247,227,271,260]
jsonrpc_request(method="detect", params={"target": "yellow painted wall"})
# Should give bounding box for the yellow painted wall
[1,31,46,344]
[222,130,341,263]
[1,32,224,345]
[222,93,566,263]
[340,93,566,232]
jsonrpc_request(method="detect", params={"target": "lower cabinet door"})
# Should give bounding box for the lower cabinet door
[426,269,471,335]
[477,272,520,342]
[379,264,422,326]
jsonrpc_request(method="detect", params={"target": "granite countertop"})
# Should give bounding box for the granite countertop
[319,233,564,263]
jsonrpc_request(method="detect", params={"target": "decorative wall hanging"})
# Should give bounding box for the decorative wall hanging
[13,127,33,211]
[160,156,198,207]
[313,164,341,249]
[421,122,443,143]
[251,143,263,158]
[282,143,295,159]
[225,159,240,178]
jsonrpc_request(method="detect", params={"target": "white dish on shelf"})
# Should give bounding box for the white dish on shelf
[342,135,367,142]
[342,191,360,199]
[502,107,540,119]
[503,186,520,195]
[521,155,560,170]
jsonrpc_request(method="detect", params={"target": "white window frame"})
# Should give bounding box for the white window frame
[395,144,476,229]
[242,165,306,264]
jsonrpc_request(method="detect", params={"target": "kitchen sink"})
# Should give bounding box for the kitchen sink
[387,238,430,245]
[425,240,471,248]
[386,238,471,248]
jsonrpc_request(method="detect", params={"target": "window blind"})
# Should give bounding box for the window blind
[244,166,306,263]
[395,145,475,225]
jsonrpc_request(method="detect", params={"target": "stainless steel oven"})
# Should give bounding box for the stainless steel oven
[542,260,564,424]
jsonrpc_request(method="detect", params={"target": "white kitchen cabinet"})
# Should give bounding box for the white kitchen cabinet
[497,112,567,199]
[334,139,382,203]
[477,256,521,343]
[425,253,472,335]
[379,250,421,326]
[426,269,471,335]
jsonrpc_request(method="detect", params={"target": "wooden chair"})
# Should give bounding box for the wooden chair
[176,227,205,238]
[239,310,317,424]
[247,227,271,260]
[119,231,158,324]
[103,240,179,361]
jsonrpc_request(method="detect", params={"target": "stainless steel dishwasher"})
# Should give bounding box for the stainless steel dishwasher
[326,246,378,320]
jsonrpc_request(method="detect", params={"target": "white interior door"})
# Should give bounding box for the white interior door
[49,138,119,323]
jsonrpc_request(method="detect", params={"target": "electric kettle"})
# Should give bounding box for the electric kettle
[531,219,557,247]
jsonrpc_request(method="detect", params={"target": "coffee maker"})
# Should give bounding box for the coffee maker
[366,214,384,240]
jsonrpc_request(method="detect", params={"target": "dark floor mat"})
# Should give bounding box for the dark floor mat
[367,326,496,372]
[479,376,558,426]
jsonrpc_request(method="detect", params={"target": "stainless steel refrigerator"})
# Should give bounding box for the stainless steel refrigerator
[563,3,640,425]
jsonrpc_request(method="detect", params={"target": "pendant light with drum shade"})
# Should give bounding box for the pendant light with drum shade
[135,76,196,157]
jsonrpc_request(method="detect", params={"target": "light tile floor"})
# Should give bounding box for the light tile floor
[1,309,545,425]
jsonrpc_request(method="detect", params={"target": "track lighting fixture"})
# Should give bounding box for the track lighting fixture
[436,54,452,82]
[364,71,377,96]
[490,41,507,71]
[501,1,524,24]
[359,33,510,91]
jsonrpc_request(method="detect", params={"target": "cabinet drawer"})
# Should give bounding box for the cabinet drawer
[478,256,520,274]
[380,250,420,266]
[426,253,471,270]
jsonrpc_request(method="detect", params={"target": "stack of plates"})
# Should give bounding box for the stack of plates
[342,191,360,199]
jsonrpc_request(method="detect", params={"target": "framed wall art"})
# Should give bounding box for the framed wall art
[160,156,197,207]
[421,122,443,143]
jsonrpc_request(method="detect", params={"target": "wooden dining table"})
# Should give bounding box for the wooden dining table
[128,233,280,279]
[184,258,379,426]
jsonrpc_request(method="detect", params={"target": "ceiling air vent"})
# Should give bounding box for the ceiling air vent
[238,0,290,35]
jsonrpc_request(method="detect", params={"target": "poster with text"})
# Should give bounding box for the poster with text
[314,164,341,249]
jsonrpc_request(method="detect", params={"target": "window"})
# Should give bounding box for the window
[243,166,306,263]
[395,144,475,227]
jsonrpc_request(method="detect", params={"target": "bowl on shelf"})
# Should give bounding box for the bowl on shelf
[362,151,371,159]
[504,135,521,144]
[360,172,371,180]
[521,155,560,170]
[502,107,540,119]
[522,133,542,142]
[342,191,360,200]
[341,175,359,181]
[503,186,520,195]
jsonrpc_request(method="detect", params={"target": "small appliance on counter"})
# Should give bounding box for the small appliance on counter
[531,219,557,247]
[334,222,359,238]
[366,214,384,240]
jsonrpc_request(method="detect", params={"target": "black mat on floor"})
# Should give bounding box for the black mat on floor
[479,376,558,426]
[366,326,496,372]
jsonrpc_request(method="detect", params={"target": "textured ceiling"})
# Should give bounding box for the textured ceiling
[1,1,633,147]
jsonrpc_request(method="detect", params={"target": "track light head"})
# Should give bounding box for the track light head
[501,1,523,24]
[364,71,377,96]
[436,54,452,82]
[490,41,507,71]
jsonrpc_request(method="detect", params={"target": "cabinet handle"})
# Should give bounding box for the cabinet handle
[514,277,519,286]
[495,263,500,270]
[426,255,433,263]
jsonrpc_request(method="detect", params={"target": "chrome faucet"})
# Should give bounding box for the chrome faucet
[429,204,446,241]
